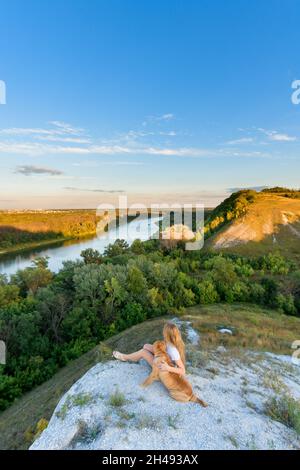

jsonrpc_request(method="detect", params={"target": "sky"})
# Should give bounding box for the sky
[0,0,300,209]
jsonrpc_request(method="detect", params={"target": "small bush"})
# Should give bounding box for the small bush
[24,417,48,443]
[136,414,161,430]
[72,393,93,407]
[264,394,300,435]
[70,420,103,447]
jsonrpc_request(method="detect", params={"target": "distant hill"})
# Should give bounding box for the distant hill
[205,188,300,262]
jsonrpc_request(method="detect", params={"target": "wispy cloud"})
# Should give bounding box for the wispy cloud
[269,133,296,142]
[0,140,271,159]
[64,186,124,193]
[0,121,84,137]
[257,128,296,142]
[14,165,64,176]
[72,160,145,167]
[225,137,254,145]
[0,119,285,160]
[36,135,91,144]
[142,113,175,126]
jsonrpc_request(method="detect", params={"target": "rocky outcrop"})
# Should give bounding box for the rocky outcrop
[31,350,300,450]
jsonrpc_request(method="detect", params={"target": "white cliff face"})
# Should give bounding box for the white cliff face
[30,351,300,450]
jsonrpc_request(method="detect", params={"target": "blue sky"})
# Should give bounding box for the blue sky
[0,0,300,208]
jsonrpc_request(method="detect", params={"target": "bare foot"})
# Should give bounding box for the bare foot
[112,351,126,361]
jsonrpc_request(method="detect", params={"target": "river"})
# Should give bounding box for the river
[0,216,161,276]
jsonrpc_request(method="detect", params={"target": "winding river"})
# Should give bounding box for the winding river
[0,216,161,276]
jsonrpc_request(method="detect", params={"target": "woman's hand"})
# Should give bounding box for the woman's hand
[143,344,154,353]
[157,361,170,372]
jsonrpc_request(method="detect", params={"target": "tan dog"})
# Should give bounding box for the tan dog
[141,340,208,407]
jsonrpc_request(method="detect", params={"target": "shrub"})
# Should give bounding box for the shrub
[264,394,300,435]
[108,389,126,407]
[117,302,147,330]
[0,373,22,410]
[198,280,219,304]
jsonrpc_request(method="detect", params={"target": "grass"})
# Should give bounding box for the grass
[186,345,208,369]
[56,392,94,420]
[264,394,300,435]
[116,409,135,421]
[0,303,300,449]
[70,420,103,448]
[227,435,239,448]
[167,413,180,430]
[261,371,289,395]
[108,389,127,408]
[72,393,93,407]
[136,414,162,430]
[187,303,300,354]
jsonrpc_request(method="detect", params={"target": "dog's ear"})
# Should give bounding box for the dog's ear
[156,340,166,353]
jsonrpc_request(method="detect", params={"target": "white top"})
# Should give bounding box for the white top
[166,343,180,362]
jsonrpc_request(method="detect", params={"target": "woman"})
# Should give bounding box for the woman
[112,322,186,376]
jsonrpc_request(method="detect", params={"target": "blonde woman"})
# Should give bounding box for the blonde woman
[113,322,186,376]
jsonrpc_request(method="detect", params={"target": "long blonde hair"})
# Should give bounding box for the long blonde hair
[163,322,185,365]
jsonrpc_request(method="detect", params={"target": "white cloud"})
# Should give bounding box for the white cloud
[0,140,271,159]
[0,121,86,139]
[269,133,296,142]
[47,121,85,135]
[0,141,90,156]
[160,113,174,120]
[225,137,254,145]
[257,128,296,142]
[39,136,91,144]
[0,120,277,159]
[159,131,177,136]
[142,113,175,126]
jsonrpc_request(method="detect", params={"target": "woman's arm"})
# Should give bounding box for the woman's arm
[158,358,186,376]
[143,343,154,353]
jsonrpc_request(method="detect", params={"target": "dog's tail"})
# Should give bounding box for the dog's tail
[189,394,208,407]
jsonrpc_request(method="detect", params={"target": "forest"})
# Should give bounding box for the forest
[0,237,299,411]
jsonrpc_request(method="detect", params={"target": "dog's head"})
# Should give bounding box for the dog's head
[153,340,167,356]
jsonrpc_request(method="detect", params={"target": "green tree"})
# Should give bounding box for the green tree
[80,248,103,265]
[104,239,129,257]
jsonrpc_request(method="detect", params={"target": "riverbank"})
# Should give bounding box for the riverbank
[0,214,157,275]
[0,213,140,259]
[0,233,96,258]
[0,209,104,258]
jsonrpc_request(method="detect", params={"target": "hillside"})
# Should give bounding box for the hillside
[1,304,300,450]
[205,191,300,262]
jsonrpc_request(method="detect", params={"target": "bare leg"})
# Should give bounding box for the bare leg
[113,348,154,366]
